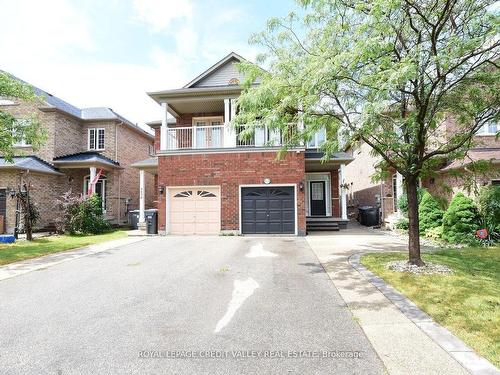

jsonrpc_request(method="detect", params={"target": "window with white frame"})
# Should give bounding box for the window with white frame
[12,119,32,147]
[307,127,327,148]
[476,121,498,136]
[88,128,105,150]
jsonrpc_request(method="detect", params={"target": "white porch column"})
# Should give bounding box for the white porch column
[223,98,236,148]
[139,169,145,224]
[340,164,348,220]
[89,167,96,195]
[396,172,404,211]
[160,102,168,150]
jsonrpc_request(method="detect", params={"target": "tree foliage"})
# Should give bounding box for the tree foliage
[442,192,480,243]
[0,72,46,161]
[235,0,500,264]
[418,191,444,234]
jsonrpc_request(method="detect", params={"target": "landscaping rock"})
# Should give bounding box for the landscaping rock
[386,260,453,275]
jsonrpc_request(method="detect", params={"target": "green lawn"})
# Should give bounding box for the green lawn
[0,230,127,266]
[361,246,500,368]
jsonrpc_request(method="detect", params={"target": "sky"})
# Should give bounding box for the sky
[0,0,298,129]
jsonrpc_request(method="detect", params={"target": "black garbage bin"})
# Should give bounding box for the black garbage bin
[358,206,379,226]
[128,210,140,229]
[146,210,158,234]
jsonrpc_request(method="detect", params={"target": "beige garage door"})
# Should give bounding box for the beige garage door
[169,187,221,234]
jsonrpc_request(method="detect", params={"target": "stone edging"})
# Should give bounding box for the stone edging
[349,252,500,375]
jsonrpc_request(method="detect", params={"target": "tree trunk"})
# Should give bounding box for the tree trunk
[406,178,424,266]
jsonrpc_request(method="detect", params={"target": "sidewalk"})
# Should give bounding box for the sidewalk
[0,236,145,282]
[306,224,483,375]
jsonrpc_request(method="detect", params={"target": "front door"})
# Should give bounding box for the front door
[0,189,6,233]
[310,181,326,216]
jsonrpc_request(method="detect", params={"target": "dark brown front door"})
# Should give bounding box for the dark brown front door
[310,181,326,216]
[0,189,6,233]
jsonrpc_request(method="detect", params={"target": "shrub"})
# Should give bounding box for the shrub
[55,191,110,235]
[442,193,480,244]
[424,226,443,240]
[478,185,500,232]
[397,187,426,214]
[395,217,409,230]
[418,191,445,234]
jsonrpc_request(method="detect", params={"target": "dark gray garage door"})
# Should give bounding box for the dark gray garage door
[241,186,295,234]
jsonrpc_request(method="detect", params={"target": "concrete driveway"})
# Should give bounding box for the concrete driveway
[0,236,385,375]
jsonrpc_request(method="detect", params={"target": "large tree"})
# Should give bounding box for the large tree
[235,0,500,265]
[0,71,46,161]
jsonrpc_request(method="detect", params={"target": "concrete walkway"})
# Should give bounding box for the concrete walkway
[306,225,473,375]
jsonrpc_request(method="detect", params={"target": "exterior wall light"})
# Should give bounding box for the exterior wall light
[299,181,304,191]
[158,186,165,194]
[263,178,271,185]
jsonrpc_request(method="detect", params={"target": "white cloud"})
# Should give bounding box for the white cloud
[132,0,193,33]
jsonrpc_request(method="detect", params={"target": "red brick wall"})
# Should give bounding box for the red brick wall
[157,151,306,234]
[331,171,340,217]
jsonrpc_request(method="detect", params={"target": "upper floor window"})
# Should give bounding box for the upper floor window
[13,119,31,147]
[476,121,498,136]
[307,127,327,148]
[88,128,105,150]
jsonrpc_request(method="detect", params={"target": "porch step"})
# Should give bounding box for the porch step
[306,222,340,232]
[306,216,349,231]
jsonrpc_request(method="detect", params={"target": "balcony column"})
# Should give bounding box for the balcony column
[339,164,348,220]
[138,169,145,225]
[223,98,236,148]
[160,102,168,150]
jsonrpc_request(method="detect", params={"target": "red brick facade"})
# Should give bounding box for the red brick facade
[156,150,307,235]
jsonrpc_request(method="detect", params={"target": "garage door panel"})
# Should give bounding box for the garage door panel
[255,200,268,210]
[282,210,294,221]
[241,186,295,234]
[169,187,220,234]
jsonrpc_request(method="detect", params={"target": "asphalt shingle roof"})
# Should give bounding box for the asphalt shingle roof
[53,152,120,167]
[0,156,62,175]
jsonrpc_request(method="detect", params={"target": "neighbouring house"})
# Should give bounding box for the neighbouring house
[132,52,353,235]
[0,76,155,234]
[344,117,500,226]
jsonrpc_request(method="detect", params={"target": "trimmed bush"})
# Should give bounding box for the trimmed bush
[478,185,500,233]
[55,192,110,235]
[442,193,480,244]
[418,191,444,234]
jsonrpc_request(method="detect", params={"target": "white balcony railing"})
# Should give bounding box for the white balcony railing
[167,125,224,150]
[164,124,322,150]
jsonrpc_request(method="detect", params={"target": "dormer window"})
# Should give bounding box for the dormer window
[88,128,105,150]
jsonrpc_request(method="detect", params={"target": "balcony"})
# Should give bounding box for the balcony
[164,124,292,151]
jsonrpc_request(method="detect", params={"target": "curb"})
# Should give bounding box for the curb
[0,236,146,282]
[349,252,499,375]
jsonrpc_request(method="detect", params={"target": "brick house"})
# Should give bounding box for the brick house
[344,117,500,226]
[132,52,353,235]
[0,77,155,234]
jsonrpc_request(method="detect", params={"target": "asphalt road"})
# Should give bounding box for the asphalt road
[0,236,385,375]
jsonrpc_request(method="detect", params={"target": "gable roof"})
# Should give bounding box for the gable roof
[183,52,247,88]
[2,71,153,140]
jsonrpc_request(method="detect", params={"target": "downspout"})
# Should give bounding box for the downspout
[116,122,123,223]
